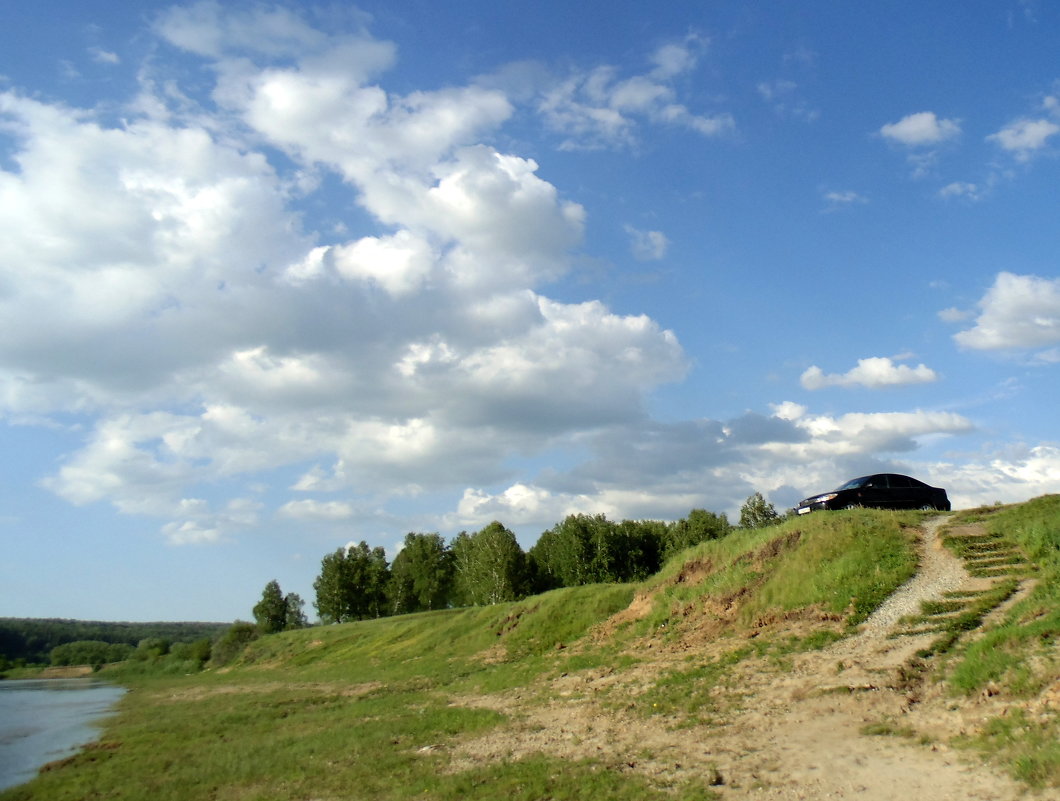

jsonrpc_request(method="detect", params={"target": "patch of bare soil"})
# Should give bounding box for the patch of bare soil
[40,666,96,678]
[448,518,1042,799]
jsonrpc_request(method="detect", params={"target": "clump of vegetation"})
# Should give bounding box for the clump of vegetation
[938,495,1060,788]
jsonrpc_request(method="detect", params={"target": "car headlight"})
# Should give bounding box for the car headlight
[816,493,838,503]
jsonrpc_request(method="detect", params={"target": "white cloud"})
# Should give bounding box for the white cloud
[162,520,221,545]
[278,499,355,520]
[880,111,961,146]
[454,483,560,526]
[938,306,973,323]
[800,357,939,390]
[954,272,1060,353]
[1,8,695,545]
[931,444,1060,509]
[89,47,120,65]
[771,401,806,421]
[537,37,733,150]
[757,79,819,121]
[649,36,705,79]
[987,117,1060,160]
[939,181,984,201]
[291,462,349,492]
[154,1,354,61]
[624,225,669,261]
[330,230,435,296]
[822,190,868,209]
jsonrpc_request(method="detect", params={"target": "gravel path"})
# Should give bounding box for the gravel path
[858,515,968,636]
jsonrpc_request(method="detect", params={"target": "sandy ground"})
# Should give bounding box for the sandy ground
[39,665,96,679]
[449,517,1043,799]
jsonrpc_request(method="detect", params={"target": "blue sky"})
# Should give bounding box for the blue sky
[2,1,1059,622]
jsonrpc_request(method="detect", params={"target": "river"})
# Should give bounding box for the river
[0,678,126,791]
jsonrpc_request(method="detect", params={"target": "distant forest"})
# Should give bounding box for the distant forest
[0,618,229,665]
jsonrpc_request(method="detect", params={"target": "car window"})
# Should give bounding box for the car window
[837,476,870,490]
[888,475,911,488]
[908,477,928,488]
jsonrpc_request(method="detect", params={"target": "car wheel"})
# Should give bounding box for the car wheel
[843,504,860,510]
[920,504,935,511]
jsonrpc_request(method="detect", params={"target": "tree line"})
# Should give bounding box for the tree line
[0,619,229,668]
[278,493,780,626]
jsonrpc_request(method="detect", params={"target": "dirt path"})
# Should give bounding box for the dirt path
[451,518,1037,799]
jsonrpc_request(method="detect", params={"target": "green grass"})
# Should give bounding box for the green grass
[938,496,1060,787]
[630,510,919,642]
[960,710,1060,789]
[945,496,1059,693]
[16,506,1047,800]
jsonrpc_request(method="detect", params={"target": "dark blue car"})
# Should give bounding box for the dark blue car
[796,473,950,514]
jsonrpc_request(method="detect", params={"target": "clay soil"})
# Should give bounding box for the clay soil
[449,518,1043,799]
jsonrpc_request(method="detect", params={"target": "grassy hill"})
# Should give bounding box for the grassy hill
[4,499,1058,800]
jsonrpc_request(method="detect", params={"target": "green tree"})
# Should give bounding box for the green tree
[253,580,289,634]
[452,521,528,606]
[284,592,308,629]
[613,519,666,580]
[50,640,133,667]
[170,638,212,667]
[529,514,618,587]
[133,637,170,661]
[313,542,392,623]
[388,532,454,614]
[739,491,781,529]
[664,508,731,558]
[314,548,353,624]
[529,515,667,590]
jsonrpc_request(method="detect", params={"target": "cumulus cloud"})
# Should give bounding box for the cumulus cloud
[930,444,1060,509]
[800,357,939,390]
[878,111,962,177]
[0,7,693,544]
[953,272,1060,356]
[879,111,961,146]
[987,117,1060,160]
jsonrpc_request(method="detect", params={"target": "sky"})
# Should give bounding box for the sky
[1,1,1059,623]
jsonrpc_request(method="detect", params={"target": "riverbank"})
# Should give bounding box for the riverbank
[0,678,126,793]
[2,666,105,682]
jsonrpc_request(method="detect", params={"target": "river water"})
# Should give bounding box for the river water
[0,678,126,791]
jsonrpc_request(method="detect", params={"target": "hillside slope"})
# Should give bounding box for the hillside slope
[4,502,1058,801]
